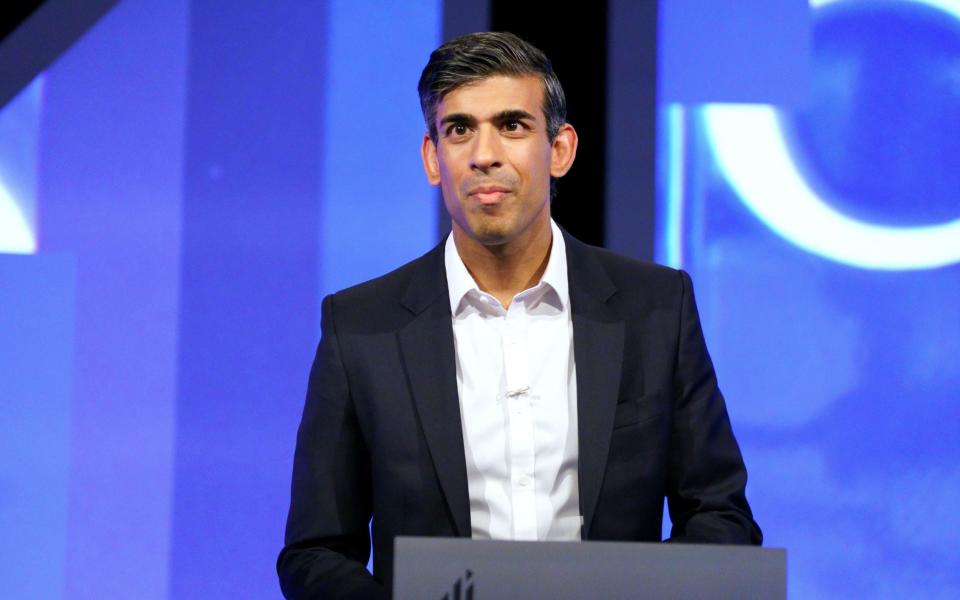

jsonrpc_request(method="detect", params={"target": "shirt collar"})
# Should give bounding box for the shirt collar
[444,219,569,316]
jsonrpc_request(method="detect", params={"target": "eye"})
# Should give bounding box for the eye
[445,123,469,137]
[502,119,530,135]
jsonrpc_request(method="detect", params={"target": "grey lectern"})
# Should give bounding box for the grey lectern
[394,537,786,599]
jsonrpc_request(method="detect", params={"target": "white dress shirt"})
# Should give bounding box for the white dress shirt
[444,220,581,541]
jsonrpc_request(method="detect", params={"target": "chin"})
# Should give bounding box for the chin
[471,230,511,246]
[467,219,516,245]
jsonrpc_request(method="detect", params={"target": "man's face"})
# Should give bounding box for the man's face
[421,74,576,248]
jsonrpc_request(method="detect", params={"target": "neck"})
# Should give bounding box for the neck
[453,218,553,309]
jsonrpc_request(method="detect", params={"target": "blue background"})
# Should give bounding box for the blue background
[659,0,960,597]
[0,1,439,598]
[1,0,957,598]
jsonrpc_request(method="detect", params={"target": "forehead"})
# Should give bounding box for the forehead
[436,74,545,121]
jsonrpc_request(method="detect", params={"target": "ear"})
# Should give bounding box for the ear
[421,133,441,185]
[549,123,578,178]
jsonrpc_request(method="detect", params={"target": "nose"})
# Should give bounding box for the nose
[469,125,503,173]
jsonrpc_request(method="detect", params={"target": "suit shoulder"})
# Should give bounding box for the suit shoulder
[582,242,684,295]
[324,242,445,331]
[330,255,419,304]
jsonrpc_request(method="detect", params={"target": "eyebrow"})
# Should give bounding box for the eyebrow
[439,109,538,129]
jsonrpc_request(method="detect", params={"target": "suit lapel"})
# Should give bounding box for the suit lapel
[564,231,624,538]
[397,243,471,537]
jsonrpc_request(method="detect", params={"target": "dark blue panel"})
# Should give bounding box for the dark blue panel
[786,1,960,225]
[170,3,326,598]
[36,0,188,597]
[0,254,74,599]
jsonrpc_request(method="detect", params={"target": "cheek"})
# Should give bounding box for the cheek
[438,167,460,197]
[436,170,464,213]
[516,145,552,182]
[437,152,463,185]
[528,154,553,189]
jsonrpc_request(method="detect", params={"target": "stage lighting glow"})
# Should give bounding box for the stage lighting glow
[697,0,960,271]
[0,180,36,254]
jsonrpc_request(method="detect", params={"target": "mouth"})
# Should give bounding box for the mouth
[468,186,511,205]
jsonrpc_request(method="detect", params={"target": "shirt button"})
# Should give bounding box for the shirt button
[519,477,531,487]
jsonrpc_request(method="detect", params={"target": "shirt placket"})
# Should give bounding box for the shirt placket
[502,300,538,541]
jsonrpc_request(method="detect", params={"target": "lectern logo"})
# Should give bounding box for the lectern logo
[441,569,474,600]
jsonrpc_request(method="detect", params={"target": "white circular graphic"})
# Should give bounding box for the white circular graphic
[701,0,960,271]
[0,179,35,254]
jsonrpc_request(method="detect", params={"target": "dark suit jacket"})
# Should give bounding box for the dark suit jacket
[278,230,761,600]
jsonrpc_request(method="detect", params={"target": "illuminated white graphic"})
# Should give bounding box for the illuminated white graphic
[702,105,960,270]
[0,179,35,254]
[812,0,960,16]
[663,105,686,268]
[0,76,42,255]
[700,0,960,271]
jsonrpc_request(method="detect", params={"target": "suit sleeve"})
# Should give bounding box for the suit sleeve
[665,270,763,545]
[277,294,388,600]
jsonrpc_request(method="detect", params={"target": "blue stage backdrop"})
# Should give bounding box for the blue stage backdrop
[658,0,960,597]
[3,1,959,599]
[0,0,439,598]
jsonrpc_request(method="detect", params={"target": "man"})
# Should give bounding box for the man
[278,31,761,600]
